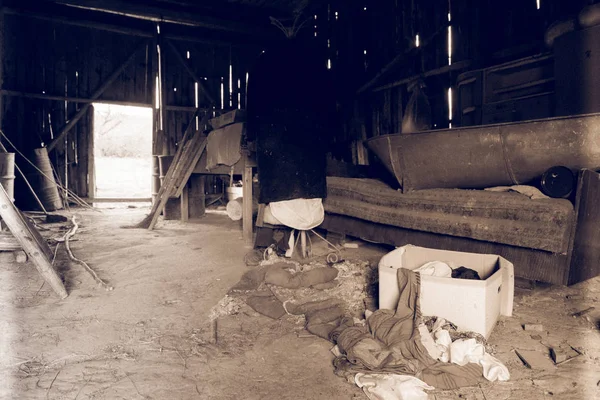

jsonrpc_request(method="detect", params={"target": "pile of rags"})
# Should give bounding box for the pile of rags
[292,268,488,391]
[229,262,339,319]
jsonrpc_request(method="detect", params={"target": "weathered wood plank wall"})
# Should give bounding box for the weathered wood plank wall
[307,0,595,164]
[1,8,262,207]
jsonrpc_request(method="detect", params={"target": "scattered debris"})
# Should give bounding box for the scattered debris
[530,334,543,341]
[571,307,595,317]
[64,216,113,291]
[208,295,244,321]
[514,349,556,370]
[566,294,583,301]
[342,242,361,249]
[523,323,544,331]
[268,257,375,318]
[550,346,581,365]
[515,278,537,290]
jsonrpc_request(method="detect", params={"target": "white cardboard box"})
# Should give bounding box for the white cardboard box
[378,245,514,338]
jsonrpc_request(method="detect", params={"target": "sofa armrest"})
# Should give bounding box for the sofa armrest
[568,169,600,284]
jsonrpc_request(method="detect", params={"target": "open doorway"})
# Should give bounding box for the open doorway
[93,103,153,200]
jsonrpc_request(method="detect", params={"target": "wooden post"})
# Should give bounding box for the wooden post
[0,2,4,135]
[47,39,148,151]
[300,231,307,258]
[242,161,253,248]
[0,185,67,298]
[158,32,169,155]
[87,105,96,199]
[180,184,189,222]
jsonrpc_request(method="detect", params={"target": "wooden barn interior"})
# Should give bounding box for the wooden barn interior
[1,0,600,398]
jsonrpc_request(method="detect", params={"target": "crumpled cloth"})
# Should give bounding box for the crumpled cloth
[450,338,510,382]
[284,298,351,339]
[418,324,441,360]
[229,263,339,320]
[265,266,338,288]
[268,198,324,230]
[334,269,484,390]
[205,123,243,170]
[245,291,286,319]
[355,373,434,400]
[484,185,549,200]
[434,329,452,363]
[414,261,452,277]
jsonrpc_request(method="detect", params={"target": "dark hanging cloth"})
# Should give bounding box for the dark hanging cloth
[246,39,334,204]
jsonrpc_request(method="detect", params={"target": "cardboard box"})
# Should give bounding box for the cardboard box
[378,245,514,338]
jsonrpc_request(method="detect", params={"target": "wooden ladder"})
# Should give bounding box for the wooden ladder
[136,110,210,230]
[0,184,68,298]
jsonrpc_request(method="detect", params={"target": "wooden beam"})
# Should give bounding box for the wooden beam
[4,5,153,38]
[180,184,188,222]
[357,52,408,94]
[53,0,273,36]
[4,6,260,46]
[0,3,4,134]
[47,39,149,151]
[242,158,253,248]
[165,38,215,105]
[158,33,169,154]
[87,105,96,200]
[0,89,203,111]
[1,89,151,107]
[0,184,68,298]
[371,60,472,93]
[86,197,152,202]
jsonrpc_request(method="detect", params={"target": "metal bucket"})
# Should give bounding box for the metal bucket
[158,155,175,184]
[225,186,243,201]
[0,152,15,202]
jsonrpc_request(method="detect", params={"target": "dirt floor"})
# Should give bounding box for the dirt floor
[1,207,600,399]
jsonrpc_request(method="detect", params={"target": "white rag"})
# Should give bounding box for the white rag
[267,198,324,230]
[418,324,442,360]
[449,338,510,382]
[355,373,434,400]
[414,261,452,278]
[484,185,549,200]
[434,329,452,363]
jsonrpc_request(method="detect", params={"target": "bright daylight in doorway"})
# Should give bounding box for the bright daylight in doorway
[93,103,152,199]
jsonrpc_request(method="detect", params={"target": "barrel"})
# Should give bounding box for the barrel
[0,152,15,202]
[33,148,62,211]
[151,155,160,205]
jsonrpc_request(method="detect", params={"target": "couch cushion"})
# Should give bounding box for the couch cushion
[324,177,574,254]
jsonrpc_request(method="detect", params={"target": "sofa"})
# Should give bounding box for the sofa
[320,169,600,285]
